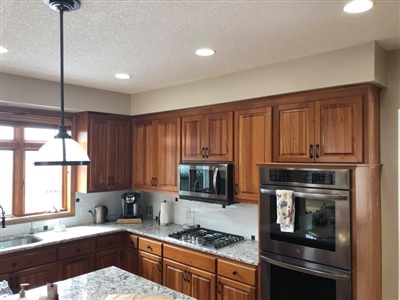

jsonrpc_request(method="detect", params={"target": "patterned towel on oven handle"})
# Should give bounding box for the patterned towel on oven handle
[276,190,295,233]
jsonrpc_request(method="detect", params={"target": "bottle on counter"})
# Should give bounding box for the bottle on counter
[0,280,14,298]
[19,283,29,299]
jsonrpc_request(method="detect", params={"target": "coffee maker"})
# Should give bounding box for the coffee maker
[122,192,141,218]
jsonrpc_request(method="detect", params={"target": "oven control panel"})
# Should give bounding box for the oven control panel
[269,169,335,185]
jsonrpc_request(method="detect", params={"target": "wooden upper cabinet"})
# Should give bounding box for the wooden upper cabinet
[234,107,272,204]
[182,112,233,162]
[76,112,132,193]
[273,95,363,163]
[132,117,181,193]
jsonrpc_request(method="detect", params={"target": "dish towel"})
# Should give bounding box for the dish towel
[276,190,295,233]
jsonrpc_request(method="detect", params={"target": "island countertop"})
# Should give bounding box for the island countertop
[0,220,259,265]
[4,266,194,300]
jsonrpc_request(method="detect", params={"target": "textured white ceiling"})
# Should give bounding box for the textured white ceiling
[1,0,399,95]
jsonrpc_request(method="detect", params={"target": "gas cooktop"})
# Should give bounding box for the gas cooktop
[168,227,244,249]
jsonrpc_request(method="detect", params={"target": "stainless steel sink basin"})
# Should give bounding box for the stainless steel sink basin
[0,236,42,249]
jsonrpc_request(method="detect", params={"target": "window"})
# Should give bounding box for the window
[0,107,75,223]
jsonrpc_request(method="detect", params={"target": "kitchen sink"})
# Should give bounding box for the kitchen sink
[0,236,42,249]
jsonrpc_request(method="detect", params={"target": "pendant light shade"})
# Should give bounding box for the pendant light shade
[34,0,89,166]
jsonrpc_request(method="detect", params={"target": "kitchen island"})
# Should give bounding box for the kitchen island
[5,266,194,300]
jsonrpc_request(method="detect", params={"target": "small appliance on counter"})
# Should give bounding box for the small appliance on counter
[121,192,141,219]
[94,205,108,224]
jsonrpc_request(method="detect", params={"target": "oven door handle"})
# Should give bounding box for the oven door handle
[260,188,348,201]
[261,255,350,281]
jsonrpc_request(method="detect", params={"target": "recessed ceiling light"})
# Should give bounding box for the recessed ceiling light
[196,48,216,57]
[344,0,374,13]
[0,47,9,54]
[115,73,131,79]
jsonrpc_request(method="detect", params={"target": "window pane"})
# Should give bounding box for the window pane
[0,150,13,214]
[25,151,63,213]
[24,128,58,141]
[0,126,14,140]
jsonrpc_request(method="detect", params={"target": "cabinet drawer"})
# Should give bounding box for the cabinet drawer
[58,239,96,260]
[218,259,257,286]
[138,237,162,256]
[164,244,216,273]
[96,233,124,252]
[127,234,139,249]
[0,248,56,274]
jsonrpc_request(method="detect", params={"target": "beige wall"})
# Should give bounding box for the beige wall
[131,44,399,299]
[0,73,131,115]
[130,41,380,115]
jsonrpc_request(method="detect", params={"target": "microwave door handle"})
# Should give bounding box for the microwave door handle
[213,167,219,196]
[260,188,348,201]
[261,255,350,281]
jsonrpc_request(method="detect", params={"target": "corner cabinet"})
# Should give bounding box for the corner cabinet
[182,112,233,162]
[76,112,132,193]
[234,107,272,204]
[132,117,181,193]
[273,93,364,163]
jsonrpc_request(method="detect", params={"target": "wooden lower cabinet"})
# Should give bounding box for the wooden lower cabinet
[217,276,256,300]
[96,247,123,269]
[123,246,138,274]
[57,253,96,280]
[138,250,162,284]
[163,258,216,300]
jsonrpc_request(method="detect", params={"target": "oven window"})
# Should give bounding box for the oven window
[270,196,336,251]
[270,264,336,300]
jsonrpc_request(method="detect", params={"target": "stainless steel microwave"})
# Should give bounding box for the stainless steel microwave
[178,163,233,206]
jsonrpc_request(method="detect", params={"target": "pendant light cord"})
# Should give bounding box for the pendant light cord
[57,6,68,138]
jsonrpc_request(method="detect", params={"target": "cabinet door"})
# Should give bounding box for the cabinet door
[182,115,204,161]
[108,119,132,190]
[217,276,256,300]
[57,253,96,280]
[138,251,162,285]
[315,96,363,162]
[132,120,155,190]
[154,118,181,192]
[205,112,233,162]
[88,116,110,191]
[18,263,58,292]
[273,102,315,162]
[96,248,123,269]
[163,259,190,296]
[190,266,216,300]
[235,107,272,204]
[123,247,138,275]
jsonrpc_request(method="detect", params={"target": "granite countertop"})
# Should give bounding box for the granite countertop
[4,266,194,300]
[0,220,259,265]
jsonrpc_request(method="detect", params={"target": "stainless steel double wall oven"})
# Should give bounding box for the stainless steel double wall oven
[259,166,352,300]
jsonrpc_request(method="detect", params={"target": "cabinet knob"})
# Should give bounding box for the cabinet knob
[75,248,80,253]
[11,262,17,267]
[232,270,237,275]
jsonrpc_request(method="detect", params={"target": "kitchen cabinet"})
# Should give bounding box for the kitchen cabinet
[273,95,363,163]
[57,238,96,280]
[123,234,138,274]
[138,237,163,284]
[132,117,181,193]
[163,244,216,300]
[96,233,124,269]
[217,259,257,300]
[234,107,272,204]
[76,112,132,193]
[182,112,233,162]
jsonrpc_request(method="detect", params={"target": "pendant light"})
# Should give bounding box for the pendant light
[34,0,90,166]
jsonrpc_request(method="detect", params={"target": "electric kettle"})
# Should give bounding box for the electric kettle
[94,205,108,224]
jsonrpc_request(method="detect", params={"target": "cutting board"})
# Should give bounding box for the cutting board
[116,218,142,224]
[105,295,173,300]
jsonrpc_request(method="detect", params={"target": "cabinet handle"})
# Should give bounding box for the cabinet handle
[10,278,14,290]
[182,270,186,282]
[315,144,320,158]
[154,177,157,187]
[147,245,152,251]
[217,281,221,294]
[11,262,17,268]
[75,248,80,253]
[202,147,205,158]
[232,270,237,275]
[235,183,238,195]
[157,261,162,272]
[15,276,19,289]
[309,144,314,159]
[151,177,155,186]
[110,176,115,186]
[205,147,209,158]
[108,176,111,186]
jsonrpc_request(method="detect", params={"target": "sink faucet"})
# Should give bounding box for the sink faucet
[0,205,6,228]
[29,217,38,234]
